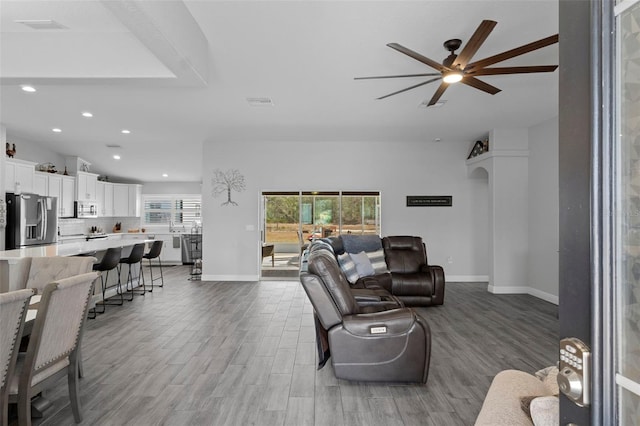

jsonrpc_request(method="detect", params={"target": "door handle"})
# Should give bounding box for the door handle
[558,337,591,407]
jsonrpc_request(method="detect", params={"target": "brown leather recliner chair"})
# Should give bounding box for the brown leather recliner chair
[382,236,445,306]
[300,245,432,383]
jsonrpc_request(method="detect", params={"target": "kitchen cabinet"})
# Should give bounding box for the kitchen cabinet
[96,181,115,217]
[76,171,98,200]
[113,183,129,217]
[5,159,36,194]
[33,171,48,196]
[128,184,142,217]
[154,234,182,264]
[46,174,75,217]
[60,176,75,217]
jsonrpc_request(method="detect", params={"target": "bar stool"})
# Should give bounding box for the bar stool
[143,240,164,292]
[92,246,124,313]
[118,243,146,300]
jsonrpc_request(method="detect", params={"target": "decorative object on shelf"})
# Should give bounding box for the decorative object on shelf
[467,140,488,159]
[6,142,16,158]
[63,166,69,175]
[79,161,90,172]
[406,195,453,207]
[37,162,57,173]
[113,222,121,233]
[211,168,246,206]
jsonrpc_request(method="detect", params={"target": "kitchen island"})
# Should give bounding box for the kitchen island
[0,235,154,293]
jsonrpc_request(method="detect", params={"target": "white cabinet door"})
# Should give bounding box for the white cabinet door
[47,175,63,216]
[96,181,106,216]
[60,176,75,217]
[104,183,114,217]
[128,184,142,217]
[33,172,48,196]
[113,184,129,217]
[76,171,98,200]
[157,234,182,263]
[5,159,36,193]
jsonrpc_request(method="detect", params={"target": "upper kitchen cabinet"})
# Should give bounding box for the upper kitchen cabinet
[113,183,129,217]
[128,184,142,217]
[96,181,115,217]
[4,159,36,194]
[76,171,98,200]
[33,171,48,196]
[47,174,75,217]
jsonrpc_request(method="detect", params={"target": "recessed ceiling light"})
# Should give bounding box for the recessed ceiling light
[21,85,36,93]
[113,155,121,160]
[162,173,168,178]
[82,112,93,118]
[121,129,130,134]
[52,128,62,133]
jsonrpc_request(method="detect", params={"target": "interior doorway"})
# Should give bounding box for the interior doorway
[260,191,381,278]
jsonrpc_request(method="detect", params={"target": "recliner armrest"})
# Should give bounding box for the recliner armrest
[342,308,416,337]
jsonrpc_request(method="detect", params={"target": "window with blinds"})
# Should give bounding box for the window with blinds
[143,195,201,226]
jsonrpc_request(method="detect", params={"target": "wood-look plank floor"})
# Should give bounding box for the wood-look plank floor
[30,266,557,426]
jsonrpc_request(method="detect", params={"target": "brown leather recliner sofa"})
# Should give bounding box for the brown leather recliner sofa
[300,242,432,383]
[326,235,445,307]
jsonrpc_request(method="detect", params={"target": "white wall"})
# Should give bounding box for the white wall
[5,133,65,170]
[202,140,489,281]
[528,117,559,303]
[142,182,201,194]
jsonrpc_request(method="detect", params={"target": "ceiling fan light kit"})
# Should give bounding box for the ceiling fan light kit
[356,20,558,106]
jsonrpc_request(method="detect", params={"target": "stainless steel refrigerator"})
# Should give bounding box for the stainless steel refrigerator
[5,192,58,249]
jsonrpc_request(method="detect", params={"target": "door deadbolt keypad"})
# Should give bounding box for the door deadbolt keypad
[558,337,590,407]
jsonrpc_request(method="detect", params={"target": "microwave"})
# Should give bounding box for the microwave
[75,201,98,218]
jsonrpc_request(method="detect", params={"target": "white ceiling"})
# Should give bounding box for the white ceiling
[0,0,559,183]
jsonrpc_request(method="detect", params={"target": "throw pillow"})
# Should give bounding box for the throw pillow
[350,251,375,278]
[337,252,359,284]
[366,249,389,275]
[530,396,559,426]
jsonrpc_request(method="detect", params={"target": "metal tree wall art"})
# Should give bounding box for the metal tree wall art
[211,168,246,206]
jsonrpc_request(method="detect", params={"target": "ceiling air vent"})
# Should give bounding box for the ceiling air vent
[15,20,68,30]
[246,97,274,107]
[106,144,122,149]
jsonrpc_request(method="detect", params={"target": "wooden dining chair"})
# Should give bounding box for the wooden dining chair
[8,272,98,426]
[0,289,33,426]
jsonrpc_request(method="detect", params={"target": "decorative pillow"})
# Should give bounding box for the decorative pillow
[312,239,334,254]
[337,252,359,284]
[365,249,389,275]
[530,396,559,426]
[350,251,375,278]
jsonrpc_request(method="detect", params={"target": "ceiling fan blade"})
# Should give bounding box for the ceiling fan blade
[355,73,440,80]
[467,65,558,76]
[387,43,449,72]
[460,76,501,95]
[427,82,450,106]
[377,77,441,100]
[466,34,559,71]
[453,20,497,69]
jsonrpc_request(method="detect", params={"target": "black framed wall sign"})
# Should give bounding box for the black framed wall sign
[406,196,453,207]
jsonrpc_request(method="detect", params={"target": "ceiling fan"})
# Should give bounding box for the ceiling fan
[355,20,558,106]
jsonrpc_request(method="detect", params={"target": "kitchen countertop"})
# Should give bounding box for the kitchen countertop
[0,237,155,261]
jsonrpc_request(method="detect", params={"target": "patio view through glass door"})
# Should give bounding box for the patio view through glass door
[261,191,381,278]
[614,0,640,422]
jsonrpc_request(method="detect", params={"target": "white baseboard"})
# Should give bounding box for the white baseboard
[200,275,260,282]
[488,284,559,305]
[447,275,489,282]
